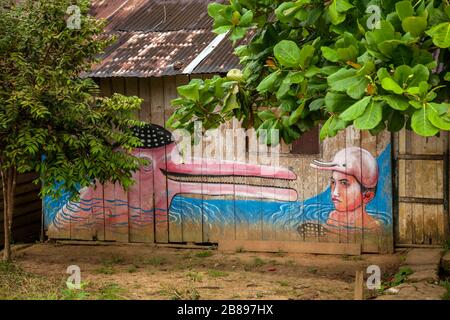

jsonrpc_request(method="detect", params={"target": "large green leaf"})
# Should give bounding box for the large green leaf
[328,0,354,25]
[387,111,405,132]
[327,68,366,94]
[427,103,450,130]
[411,107,439,136]
[239,10,253,27]
[426,22,450,48]
[402,16,428,36]
[258,110,277,121]
[382,95,409,111]
[381,78,404,94]
[207,3,227,18]
[289,102,306,125]
[275,2,300,23]
[321,47,339,62]
[324,92,355,113]
[320,116,348,139]
[339,96,372,121]
[347,77,370,99]
[395,1,414,20]
[274,40,301,68]
[256,71,281,92]
[353,100,383,130]
[298,45,315,69]
[409,64,430,87]
[177,81,201,101]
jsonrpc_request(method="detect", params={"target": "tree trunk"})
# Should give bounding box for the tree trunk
[1,167,17,262]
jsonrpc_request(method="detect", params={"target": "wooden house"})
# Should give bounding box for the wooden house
[43,0,450,254]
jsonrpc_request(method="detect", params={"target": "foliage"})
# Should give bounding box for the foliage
[168,0,450,142]
[194,250,214,258]
[380,266,413,291]
[0,0,146,199]
[440,280,450,300]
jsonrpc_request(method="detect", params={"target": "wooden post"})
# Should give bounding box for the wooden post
[354,270,364,300]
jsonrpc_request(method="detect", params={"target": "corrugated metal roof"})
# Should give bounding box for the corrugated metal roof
[85,0,245,78]
[86,30,217,78]
[103,0,216,32]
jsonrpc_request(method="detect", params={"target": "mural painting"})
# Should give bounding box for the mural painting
[44,124,392,250]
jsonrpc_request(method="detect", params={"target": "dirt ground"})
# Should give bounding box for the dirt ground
[0,243,403,300]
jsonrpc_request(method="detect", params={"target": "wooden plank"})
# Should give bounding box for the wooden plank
[125,78,139,119]
[354,270,364,300]
[70,187,94,241]
[138,78,151,122]
[171,75,195,243]
[99,78,112,97]
[150,77,165,126]
[139,151,155,243]
[377,133,393,253]
[346,126,362,247]
[163,76,177,124]
[246,126,263,241]
[111,78,125,94]
[218,240,361,255]
[436,204,446,244]
[91,183,105,241]
[148,77,169,243]
[287,156,302,241]
[128,150,146,243]
[398,203,414,244]
[103,182,116,241]
[153,147,169,244]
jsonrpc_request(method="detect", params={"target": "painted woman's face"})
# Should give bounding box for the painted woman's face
[330,171,364,212]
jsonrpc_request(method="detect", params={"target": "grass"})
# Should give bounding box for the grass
[285,259,296,267]
[127,265,138,273]
[277,280,289,287]
[0,261,62,300]
[160,284,200,300]
[96,283,126,300]
[142,256,166,266]
[207,270,229,278]
[307,267,318,274]
[195,251,214,258]
[440,280,450,300]
[102,255,125,265]
[0,261,129,300]
[443,239,450,253]
[186,271,203,282]
[253,257,266,267]
[94,265,115,275]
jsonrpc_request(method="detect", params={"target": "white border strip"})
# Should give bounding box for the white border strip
[182,32,229,75]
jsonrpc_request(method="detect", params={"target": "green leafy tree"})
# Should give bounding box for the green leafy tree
[0,0,146,261]
[168,0,450,143]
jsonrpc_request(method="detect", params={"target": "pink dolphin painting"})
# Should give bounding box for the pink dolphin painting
[47,124,298,238]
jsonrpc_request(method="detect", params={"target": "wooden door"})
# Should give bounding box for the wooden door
[394,130,449,246]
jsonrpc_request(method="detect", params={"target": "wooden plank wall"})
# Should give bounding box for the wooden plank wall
[0,173,42,247]
[45,75,395,253]
[396,129,449,246]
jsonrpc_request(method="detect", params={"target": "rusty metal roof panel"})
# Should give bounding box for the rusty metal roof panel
[86,0,246,78]
[90,0,221,32]
[85,30,217,78]
[89,0,131,20]
[192,31,255,74]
